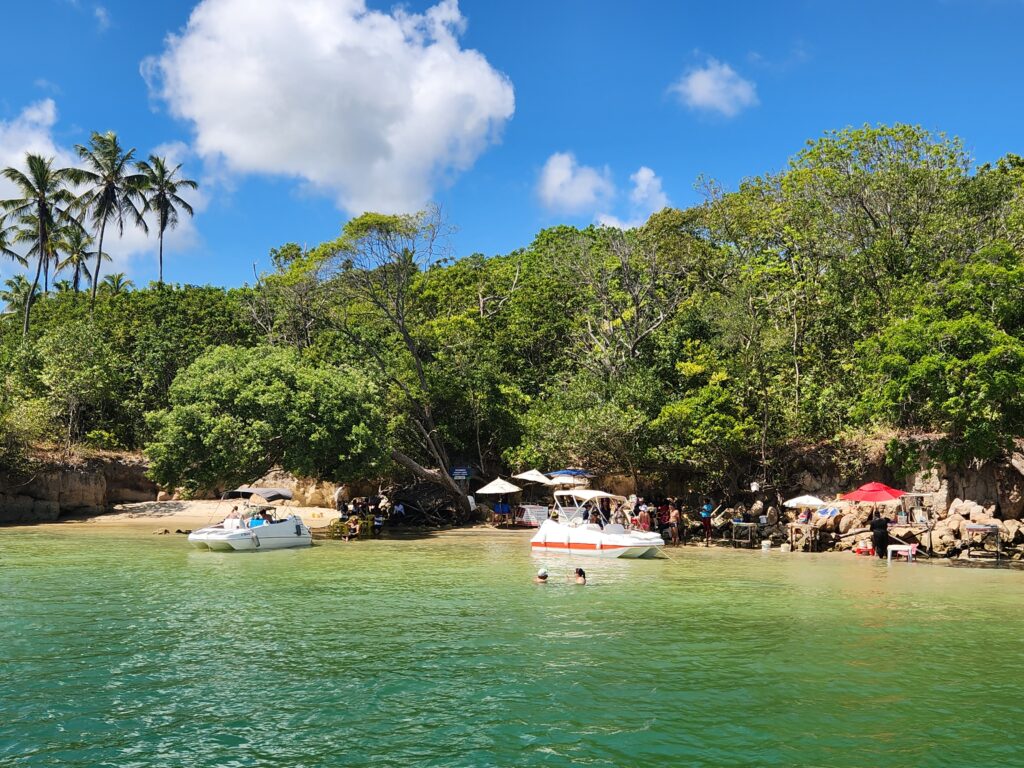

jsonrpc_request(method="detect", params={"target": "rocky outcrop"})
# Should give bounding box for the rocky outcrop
[254,469,378,508]
[0,455,157,524]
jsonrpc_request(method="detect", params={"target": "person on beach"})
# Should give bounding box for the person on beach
[572,568,586,585]
[668,506,681,546]
[534,568,549,584]
[869,512,889,559]
[700,498,714,546]
[372,510,385,537]
[344,514,361,541]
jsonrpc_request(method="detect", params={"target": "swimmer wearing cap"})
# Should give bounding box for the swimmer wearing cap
[534,568,549,584]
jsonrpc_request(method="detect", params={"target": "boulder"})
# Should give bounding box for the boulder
[1004,519,1022,545]
[948,498,964,518]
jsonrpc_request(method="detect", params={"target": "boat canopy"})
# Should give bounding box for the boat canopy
[224,486,294,502]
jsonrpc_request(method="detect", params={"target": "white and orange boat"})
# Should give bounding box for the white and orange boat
[529,490,666,559]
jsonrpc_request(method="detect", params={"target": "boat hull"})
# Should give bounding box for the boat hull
[193,517,312,552]
[530,541,664,558]
[530,520,666,559]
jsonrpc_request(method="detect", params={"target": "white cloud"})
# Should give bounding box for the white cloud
[143,0,514,215]
[596,166,669,230]
[0,100,202,281]
[670,58,758,117]
[94,5,110,31]
[536,152,614,215]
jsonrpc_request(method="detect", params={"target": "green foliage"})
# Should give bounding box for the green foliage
[855,314,1024,462]
[145,345,385,495]
[4,122,1024,495]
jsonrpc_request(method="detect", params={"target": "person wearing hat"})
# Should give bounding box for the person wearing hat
[534,568,549,584]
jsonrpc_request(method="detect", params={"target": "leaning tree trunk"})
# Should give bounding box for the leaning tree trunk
[390,449,472,517]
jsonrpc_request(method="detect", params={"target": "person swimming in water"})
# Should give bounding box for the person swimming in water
[534,568,549,584]
[572,567,586,585]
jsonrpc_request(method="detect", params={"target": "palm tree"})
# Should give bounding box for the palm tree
[0,215,27,268]
[14,213,61,293]
[0,275,37,319]
[98,272,133,295]
[74,131,147,304]
[136,155,197,285]
[0,154,77,335]
[53,279,74,294]
[53,225,107,293]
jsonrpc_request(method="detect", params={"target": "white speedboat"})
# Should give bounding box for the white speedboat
[530,519,665,558]
[188,487,312,552]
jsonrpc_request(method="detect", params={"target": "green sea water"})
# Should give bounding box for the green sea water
[2,527,1023,767]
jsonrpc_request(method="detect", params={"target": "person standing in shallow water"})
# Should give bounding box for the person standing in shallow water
[870,512,890,559]
[572,568,586,585]
[700,498,714,546]
[534,568,549,584]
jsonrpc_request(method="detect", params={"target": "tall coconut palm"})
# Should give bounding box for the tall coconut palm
[0,154,77,335]
[74,131,147,304]
[0,215,28,268]
[53,225,107,293]
[0,275,37,319]
[136,155,197,285]
[14,213,61,293]
[98,272,133,295]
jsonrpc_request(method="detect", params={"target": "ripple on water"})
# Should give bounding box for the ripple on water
[2,530,1023,767]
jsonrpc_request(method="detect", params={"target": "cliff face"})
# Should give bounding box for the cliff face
[0,455,157,524]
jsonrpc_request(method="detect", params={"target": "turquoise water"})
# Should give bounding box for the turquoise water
[2,527,1023,767]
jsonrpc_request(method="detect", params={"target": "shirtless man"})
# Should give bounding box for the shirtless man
[668,506,681,546]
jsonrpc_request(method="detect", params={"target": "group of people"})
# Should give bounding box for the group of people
[534,567,586,585]
[573,496,719,546]
[337,496,400,541]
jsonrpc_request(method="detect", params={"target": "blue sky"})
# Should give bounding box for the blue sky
[1,0,1023,287]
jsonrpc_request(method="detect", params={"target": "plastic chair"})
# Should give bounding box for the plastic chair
[887,543,918,562]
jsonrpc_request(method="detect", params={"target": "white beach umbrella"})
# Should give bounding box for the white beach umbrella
[783,494,827,509]
[475,478,522,495]
[512,469,554,486]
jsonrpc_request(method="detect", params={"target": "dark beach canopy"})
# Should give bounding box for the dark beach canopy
[223,486,294,502]
[545,468,592,478]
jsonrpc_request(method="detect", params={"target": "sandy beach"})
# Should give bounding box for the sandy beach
[15,500,343,532]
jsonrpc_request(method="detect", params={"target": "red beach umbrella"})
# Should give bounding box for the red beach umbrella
[842,482,905,503]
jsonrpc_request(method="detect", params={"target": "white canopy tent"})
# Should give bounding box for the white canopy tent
[475,478,522,495]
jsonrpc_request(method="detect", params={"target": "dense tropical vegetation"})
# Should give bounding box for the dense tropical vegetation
[3,124,1024,503]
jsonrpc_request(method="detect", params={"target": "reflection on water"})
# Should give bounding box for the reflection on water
[2,528,1023,767]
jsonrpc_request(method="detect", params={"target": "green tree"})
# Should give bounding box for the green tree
[53,225,106,292]
[37,319,123,447]
[98,273,133,295]
[0,154,77,335]
[0,275,37,320]
[855,314,1024,462]
[136,155,197,285]
[0,215,27,267]
[145,345,384,495]
[74,131,147,304]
